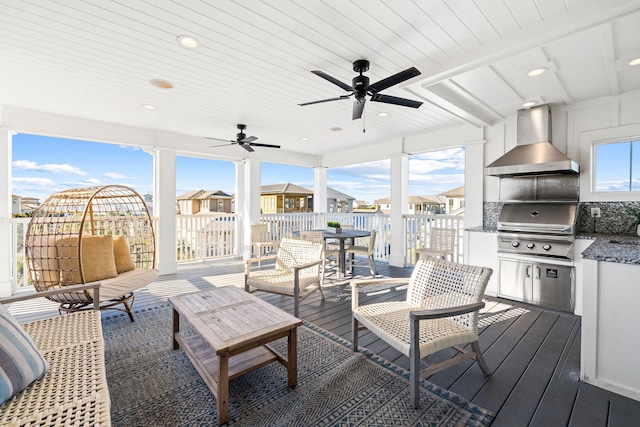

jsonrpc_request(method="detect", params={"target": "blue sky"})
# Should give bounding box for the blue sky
[11,133,465,203]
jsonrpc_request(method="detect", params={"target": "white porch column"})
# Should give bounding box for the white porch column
[242,159,261,260]
[388,153,409,268]
[234,161,244,258]
[464,140,485,228]
[153,148,177,275]
[313,166,327,228]
[0,129,12,297]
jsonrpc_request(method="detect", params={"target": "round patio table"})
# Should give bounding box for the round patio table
[321,229,371,277]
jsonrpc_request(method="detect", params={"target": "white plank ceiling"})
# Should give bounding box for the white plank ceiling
[0,0,639,165]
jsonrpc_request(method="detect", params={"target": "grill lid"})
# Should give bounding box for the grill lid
[497,202,579,234]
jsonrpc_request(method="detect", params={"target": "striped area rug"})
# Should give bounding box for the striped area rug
[102,304,494,426]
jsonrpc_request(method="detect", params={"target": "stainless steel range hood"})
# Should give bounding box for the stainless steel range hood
[485,105,579,177]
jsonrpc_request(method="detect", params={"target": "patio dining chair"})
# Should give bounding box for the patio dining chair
[351,255,493,408]
[245,237,324,318]
[416,227,457,261]
[251,223,280,266]
[344,229,378,277]
[300,230,340,281]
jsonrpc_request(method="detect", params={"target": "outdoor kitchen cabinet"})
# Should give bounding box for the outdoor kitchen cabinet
[464,230,499,296]
[581,258,640,403]
[498,258,574,312]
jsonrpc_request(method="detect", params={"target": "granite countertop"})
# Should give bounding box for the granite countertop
[465,226,498,233]
[579,233,640,265]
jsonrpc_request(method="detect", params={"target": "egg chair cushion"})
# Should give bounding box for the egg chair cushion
[0,305,49,405]
[56,235,118,284]
[112,236,135,274]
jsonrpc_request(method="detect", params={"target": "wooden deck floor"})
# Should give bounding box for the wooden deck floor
[7,257,640,426]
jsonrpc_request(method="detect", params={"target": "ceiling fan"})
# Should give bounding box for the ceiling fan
[299,59,423,120]
[205,124,280,152]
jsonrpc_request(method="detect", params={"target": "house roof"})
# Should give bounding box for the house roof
[327,188,355,201]
[374,195,445,205]
[439,186,465,198]
[261,183,313,195]
[177,190,232,200]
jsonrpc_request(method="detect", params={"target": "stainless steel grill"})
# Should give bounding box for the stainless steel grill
[495,201,579,312]
[497,202,579,260]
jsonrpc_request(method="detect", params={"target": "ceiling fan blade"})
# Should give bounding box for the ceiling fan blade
[370,93,423,108]
[352,98,366,120]
[204,136,235,143]
[299,95,351,106]
[241,144,255,152]
[242,136,258,143]
[367,67,421,93]
[248,142,281,149]
[311,70,353,91]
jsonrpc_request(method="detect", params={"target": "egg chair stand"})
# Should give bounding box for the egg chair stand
[25,185,159,322]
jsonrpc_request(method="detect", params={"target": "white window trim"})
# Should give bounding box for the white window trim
[579,122,640,202]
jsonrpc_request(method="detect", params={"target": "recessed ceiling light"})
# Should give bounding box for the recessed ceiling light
[526,67,548,77]
[141,104,156,110]
[300,137,308,141]
[377,112,389,117]
[522,101,537,107]
[629,57,640,66]
[149,79,173,89]
[177,35,199,49]
[329,127,343,132]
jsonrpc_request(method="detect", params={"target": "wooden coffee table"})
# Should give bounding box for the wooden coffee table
[169,286,302,425]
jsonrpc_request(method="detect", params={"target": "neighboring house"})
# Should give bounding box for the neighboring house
[260,183,313,214]
[142,193,154,216]
[353,205,383,214]
[176,190,233,214]
[259,183,356,214]
[374,195,445,215]
[439,186,465,214]
[11,194,21,216]
[11,194,40,216]
[327,188,355,213]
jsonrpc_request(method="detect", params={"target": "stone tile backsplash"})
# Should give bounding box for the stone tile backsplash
[483,201,640,235]
[578,201,640,235]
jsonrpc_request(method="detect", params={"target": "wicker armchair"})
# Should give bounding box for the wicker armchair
[245,238,324,317]
[351,255,493,407]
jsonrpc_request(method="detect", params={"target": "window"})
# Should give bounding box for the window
[595,140,640,191]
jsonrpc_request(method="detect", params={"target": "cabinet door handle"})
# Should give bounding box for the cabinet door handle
[535,266,541,279]
[525,265,531,278]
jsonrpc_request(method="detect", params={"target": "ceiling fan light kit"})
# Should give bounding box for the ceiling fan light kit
[299,59,423,120]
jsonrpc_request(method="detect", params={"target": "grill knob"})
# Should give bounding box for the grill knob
[527,243,535,249]
[511,241,520,248]
[543,244,551,251]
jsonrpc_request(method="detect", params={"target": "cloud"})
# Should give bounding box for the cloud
[84,178,101,184]
[12,177,56,186]
[105,172,127,179]
[12,160,87,175]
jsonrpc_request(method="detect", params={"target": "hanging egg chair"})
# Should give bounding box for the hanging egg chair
[25,185,159,321]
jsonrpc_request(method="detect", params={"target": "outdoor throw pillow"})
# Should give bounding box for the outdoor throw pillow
[56,235,118,284]
[112,235,136,274]
[0,305,50,404]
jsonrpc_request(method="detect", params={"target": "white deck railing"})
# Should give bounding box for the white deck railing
[9,212,464,288]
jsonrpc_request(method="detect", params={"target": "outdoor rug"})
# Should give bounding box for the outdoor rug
[102,304,494,426]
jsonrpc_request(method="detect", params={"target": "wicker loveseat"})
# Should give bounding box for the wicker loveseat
[0,283,111,426]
